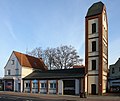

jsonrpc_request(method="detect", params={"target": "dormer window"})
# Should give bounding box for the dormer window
[11,60,14,65]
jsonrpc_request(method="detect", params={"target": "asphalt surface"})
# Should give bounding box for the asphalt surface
[0,91,120,101]
[0,94,65,101]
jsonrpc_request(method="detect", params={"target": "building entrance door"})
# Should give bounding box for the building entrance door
[91,84,96,95]
[18,83,21,92]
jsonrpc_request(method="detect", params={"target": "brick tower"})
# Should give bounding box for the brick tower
[85,1,108,95]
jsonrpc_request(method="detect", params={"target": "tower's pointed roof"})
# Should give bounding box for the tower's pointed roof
[86,1,104,17]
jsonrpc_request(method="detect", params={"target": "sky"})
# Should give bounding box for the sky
[0,0,120,77]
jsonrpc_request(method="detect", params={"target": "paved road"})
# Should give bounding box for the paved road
[0,91,120,101]
[0,94,65,101]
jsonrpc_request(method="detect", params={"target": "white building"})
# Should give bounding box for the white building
[3,51,47,92]
[108,58,120,92]
[23,67,85,95]
[4,1,109,95]
[85,1,108,95]
[22,1,109,95]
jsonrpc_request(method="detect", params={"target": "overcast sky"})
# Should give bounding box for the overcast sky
[0,0,120,77]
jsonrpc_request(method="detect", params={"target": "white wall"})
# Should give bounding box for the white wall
[88,38,99,54]
[48,80,56,94]
[40,80,47,94]
[24,80,30,92]
[87,18,100,94]
[21,67,33,78]
[102,10,107,30]
[4,52,34,92]
[88,76,98,94]
[88,18,98,34]
[88,57,99,71]
[58,80,63,95]
[4,52,21,77]
[4,52,22,92]
[85,75,87,92]
[75,79,79,95]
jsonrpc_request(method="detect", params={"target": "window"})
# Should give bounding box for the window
[92,60,96,70]
[25,83,30,88]
[119,67,120,72]
[16,61,18,68]
[41,83,46,88]
[7,82,12,86]
[50,83,56,89]
[112,82,120,84]
[11,60,14,65]
[33,83,38,88]
[7,70,11,75]
[92,41,96,52]
[112,68,115,74]
[92,23,96,33]
[16,69,19,75]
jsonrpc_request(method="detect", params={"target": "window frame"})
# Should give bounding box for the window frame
[25,83,30,88]
[92,41,96,52]
[7,70,11,75]
[92,60,96,70]
[92,23,96,33]
[41,83,46,89]
[49,83,56,89]
[11,60,14,65]
[33,82,38,89]
[112,68,115,74]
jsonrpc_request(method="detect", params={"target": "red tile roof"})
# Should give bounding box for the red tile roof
[13,51,47,71]
[73,65,85,68]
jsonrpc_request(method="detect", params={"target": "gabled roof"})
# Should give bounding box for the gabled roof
[86,1,104,17]
[110,58,120,68]
[13,51,47,71]
[23,68,85,80]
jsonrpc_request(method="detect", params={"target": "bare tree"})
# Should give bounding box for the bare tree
[27,45,80,70]
[43,48,56,70]
[27,47,43,58]
[53,45,80,69]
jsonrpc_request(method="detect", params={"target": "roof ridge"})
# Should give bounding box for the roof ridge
[13,51,43,61]
[13,51,47,71]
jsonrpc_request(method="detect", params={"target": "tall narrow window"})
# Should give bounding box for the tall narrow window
[25,83,30,88]
[92,41,96,52]
[7,70,11,75]
[112,68,115,74]
[33,83,38,88]
[92,23,96,33]
[119,67,120,72]
[92,60,96,70]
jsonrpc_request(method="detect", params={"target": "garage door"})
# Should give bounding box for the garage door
[63,80,75,95]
